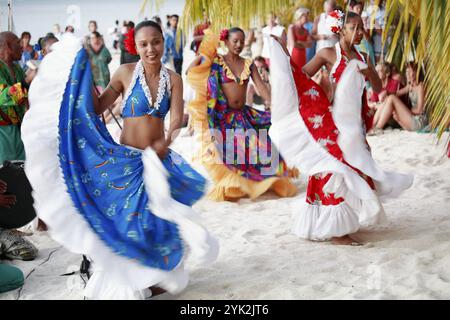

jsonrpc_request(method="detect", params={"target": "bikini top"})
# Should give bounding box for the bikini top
[216,55,253,86]
[121,61,171,119]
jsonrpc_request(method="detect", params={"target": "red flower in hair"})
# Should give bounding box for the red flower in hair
[219,28,229,41]
[330,26,340,34]
[124,28,138,56]
[329,10,342,19]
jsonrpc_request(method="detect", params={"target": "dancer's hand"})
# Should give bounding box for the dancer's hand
[357,65,370,78]
[0,194,16,208]
[271,35,290,56]
[152,139,169,160]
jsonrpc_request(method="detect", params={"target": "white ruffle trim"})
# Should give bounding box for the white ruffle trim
[268,39,413,236]
[292,201,360,240]
[21,33,218,300]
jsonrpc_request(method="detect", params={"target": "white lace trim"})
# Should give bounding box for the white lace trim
[138,63,171,111]
[329,42,342,84]
[120,61,141,113]
[329,42,366,84]
[121,61,171,114]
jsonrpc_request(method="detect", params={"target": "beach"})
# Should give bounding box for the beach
[1,129,449,300]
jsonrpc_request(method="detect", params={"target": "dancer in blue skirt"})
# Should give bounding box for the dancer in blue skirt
[21,20,218,300]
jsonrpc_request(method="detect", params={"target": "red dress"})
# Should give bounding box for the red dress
[291,25,309,70]
[302,44,376,207]
[269,40,413,240]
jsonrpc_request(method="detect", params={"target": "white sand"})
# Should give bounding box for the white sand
[1,128,449,300]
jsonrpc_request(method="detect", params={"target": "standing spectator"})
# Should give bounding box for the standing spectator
[52,24,63,40]
[288,8,312,70]
[191,10,211,54]
[108,20,121,51]
[349,0,376,65]
[84,20,98,46]
[86,32,112,91]
[261,13,286,66]
[119,21,139,65]
[19,32,38,71]
[303,10,316,63]
[312,0,338,53]
[163,14,185,74]
[364,0,386,63]
[65,25,75,33]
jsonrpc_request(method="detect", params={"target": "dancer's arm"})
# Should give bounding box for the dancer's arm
[92,65,125,115]
[185,56,203,75]
[166,72,184,147]
[358,53,382,93]
[302,48,333,78]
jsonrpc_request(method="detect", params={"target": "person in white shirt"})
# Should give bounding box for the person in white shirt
[261,13,286,66]
[364,0,386,62]
[311,0,339,53]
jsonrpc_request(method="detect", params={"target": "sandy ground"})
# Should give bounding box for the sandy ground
[1,128,449,300]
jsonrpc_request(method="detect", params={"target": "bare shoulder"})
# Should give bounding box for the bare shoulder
[318,47,336,62]
[121,62,138,74]
[167,69,183,88]
[112,63,137,79]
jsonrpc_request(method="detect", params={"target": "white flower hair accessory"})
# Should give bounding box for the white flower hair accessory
[326,9,345,34]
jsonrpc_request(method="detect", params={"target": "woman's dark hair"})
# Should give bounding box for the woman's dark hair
[151,15,162,26]
[89,20,98,28]
[134,20,163,38]
[349,0,363,8]
[227,27,245,39]
[406,61,425,82]
[345,11,361,23]
[21,31,31,39]
[91,31,101,38]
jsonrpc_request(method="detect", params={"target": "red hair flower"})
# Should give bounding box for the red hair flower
[124,28,138,56]
[219,28,229,41]
[326,9,345,34]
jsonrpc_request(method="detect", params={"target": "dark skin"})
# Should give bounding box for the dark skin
[93,26,183,295]
[302,16,382,95]
[92,26,184,159]
[188,31,271,109]
[0,32,23,82]
[273,17,382,246]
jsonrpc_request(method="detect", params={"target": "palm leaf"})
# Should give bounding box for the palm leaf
[144,0,450,140]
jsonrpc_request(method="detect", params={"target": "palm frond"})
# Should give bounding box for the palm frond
[145,0,450,140]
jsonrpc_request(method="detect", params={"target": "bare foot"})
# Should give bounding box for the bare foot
[331,235,363,246]
[149,286,167,297]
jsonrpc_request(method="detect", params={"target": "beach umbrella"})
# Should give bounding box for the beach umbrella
[0,161,36,229]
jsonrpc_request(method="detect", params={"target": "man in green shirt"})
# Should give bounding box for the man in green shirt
[0,31,28,164]
[0,32,38,271]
